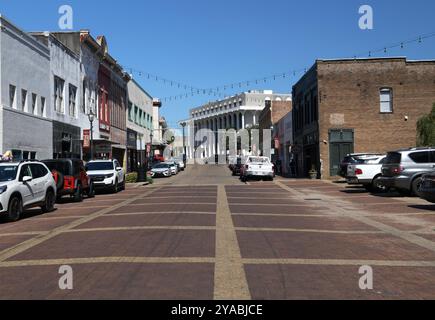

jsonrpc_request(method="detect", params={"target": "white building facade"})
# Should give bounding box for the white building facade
[127,79,154,172]
[0,15,53,160]
[186,90,291,160]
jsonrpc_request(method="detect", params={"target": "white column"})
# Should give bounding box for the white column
[253,112,257,126]
[242,112,246,129]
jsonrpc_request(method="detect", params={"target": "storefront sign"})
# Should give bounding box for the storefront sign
[83,129,90,149]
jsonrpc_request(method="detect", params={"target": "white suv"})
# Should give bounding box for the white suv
[85,159,125,193]
[0,161,57,222]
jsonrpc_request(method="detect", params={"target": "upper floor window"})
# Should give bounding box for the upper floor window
[54,76,65,113]
[41,97,46,117]
[21,89,27,111]
[82,80,87,114]
[9,85,16,109]
[69,84,77,117]
[380,88,393,113]
[128,102,133,122]
[32,93,38,115]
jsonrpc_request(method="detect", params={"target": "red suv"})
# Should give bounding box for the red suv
[42,159,95,202]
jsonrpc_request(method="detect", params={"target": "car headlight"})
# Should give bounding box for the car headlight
[0,185,7,195]
[105,173,114,178]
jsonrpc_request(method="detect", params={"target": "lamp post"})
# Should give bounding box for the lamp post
[137,134,146,183]
[149,131,154,170]
[180,121,187,166]
[88,110,95,161]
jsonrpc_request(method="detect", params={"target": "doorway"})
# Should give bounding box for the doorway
[329,129,354,177]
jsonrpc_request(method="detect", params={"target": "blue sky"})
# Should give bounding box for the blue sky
[1,0,434,127]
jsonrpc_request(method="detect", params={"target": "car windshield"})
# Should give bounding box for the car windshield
[86,162,114,171]
[153,164,169,169]
[0,165,18,182]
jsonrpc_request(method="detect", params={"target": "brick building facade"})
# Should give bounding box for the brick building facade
[259,100,292,160]
[292,57,435,179]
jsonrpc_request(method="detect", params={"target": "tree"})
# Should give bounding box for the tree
[417,103,435,147]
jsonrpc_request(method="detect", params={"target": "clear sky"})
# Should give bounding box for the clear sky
[1,0,434,127]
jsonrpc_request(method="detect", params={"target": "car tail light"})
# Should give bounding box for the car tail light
[392,166,404,175]
[64,176,75,190]
[51,170,58,184]
[355,168,363,175]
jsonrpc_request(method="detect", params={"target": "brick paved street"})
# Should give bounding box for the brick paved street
[0,165,435,299]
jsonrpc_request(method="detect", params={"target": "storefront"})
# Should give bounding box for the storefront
[127,129,138,173]
[52,121,81,159]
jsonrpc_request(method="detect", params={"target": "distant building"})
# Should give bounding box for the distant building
[292,57,435,179]
[188,90,291,159]
[274,111,293,176]
[0,15,53,160]
[126,79,154,172]
[259,100,292,161]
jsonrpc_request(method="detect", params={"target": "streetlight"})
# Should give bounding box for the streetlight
[88,109,95,161]
[149,131,154,170]
[180,121,187,167]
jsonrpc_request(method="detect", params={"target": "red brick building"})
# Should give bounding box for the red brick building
[292,57,435,179]
[96,36,130,165]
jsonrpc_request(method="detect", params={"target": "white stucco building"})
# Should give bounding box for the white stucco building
[0,15,53,160]
[186,90,292,159]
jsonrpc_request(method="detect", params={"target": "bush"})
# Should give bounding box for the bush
[417,103,435,147]
[125,172,138,183]
[146,174,154,185]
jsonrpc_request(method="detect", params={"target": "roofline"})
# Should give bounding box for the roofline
[129,78,154,100]
[0,14,50,56]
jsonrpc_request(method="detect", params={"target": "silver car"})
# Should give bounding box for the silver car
[379,147,435,196]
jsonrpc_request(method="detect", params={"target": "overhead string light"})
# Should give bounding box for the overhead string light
[126,31,435,103]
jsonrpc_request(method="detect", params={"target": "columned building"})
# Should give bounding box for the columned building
[187,90,292,160]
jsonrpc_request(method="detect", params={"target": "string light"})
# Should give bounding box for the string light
[124,31,435,103]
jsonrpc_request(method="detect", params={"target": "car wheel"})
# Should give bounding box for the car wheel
[112,179,119,193]
[412,177,423,197]
[87,181,95,198]
[73,184,84,202]
[7,196,23,222]
[372,176,388,193]
[41,189,55,213]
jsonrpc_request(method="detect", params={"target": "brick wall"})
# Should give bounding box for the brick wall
[317,58,435,178]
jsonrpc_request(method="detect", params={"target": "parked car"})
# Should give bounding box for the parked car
[339,153,384,178]
[164,161,179,175]
[42,159,95,202]
[171,157,185,171]
[346,156,387,192]
[419,172,435,203]
[85,159,125,193]
[0,160,56,222]
[150,163,172,178]
[240,156,274,182]
[379,147,435,196]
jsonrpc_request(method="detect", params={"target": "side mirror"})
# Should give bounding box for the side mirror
[22,176,33,183]
[116,167,122,171]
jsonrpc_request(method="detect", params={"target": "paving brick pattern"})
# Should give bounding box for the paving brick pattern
[0,166,434,299]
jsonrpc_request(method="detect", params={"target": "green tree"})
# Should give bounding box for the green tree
[417,103,435,147]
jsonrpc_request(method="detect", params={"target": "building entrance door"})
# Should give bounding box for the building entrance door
[329,129,354,177]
